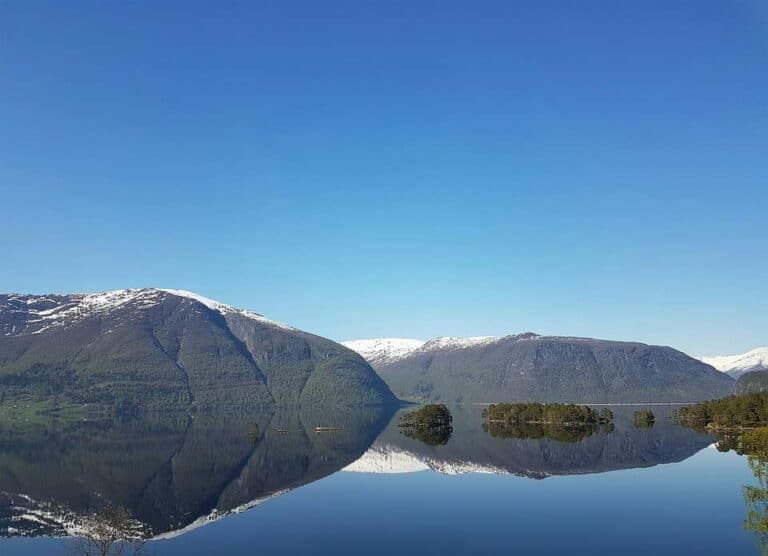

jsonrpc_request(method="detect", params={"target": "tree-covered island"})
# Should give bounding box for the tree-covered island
[398,404,453,445]
[480,403,613,443]
[398,404,453,428]
[481,402,613,427]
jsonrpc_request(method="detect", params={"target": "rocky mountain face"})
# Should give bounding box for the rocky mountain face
[736,370,768,395]
[343,333,734,403]
[700,347,768,379]
[0,289,397,411]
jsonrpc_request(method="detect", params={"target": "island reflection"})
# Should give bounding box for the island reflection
[1,405,716,542]
[345,406,715,478]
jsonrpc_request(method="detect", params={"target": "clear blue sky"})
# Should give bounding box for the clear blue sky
[2,1,766,355]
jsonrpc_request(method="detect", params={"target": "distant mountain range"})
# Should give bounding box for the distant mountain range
[343,333,734,403]
[698,347,768,379]
[0,288,748,409]
[0,289,397,411]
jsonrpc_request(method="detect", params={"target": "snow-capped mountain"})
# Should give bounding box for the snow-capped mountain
[421,335,504,350]
[344,333,734,403]
[0,288,292,337]
[341,335,508,365]
[0,288,397,410]
[341,338,426,366]
[342,443,510,476]
[699,347,768,379]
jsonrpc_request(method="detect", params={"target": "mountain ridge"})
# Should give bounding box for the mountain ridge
[0,289,397,410]
[343,333,734,403]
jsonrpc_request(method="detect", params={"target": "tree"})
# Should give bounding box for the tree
[398,404,452,428]
[738,433,768,554]
[481,402,612,427]
[675,393,768,430]
[398,404,453,445]
[69,505,147,556]
[483,421,597,443]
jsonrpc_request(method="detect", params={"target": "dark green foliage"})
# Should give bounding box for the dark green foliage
[674,392,768,430]
[401,424,452,445]
[481,402,612,426]
[398,404,453,445]
[398,404,453,428]
[733,430,768,554]
[743,456,768,554]
[694,420,768,553]
[482,421,597,443]
[633,410,655,428]
[298,349,396,407]
[675,390,768,545]
[741,428,768,461]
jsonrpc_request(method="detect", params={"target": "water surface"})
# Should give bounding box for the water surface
[0,405,761,555]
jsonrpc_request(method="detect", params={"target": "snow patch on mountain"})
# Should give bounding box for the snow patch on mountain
[151,489,290,540]
[2,488,290,541]
[2,492,146,539]
[341,338,425,365]
[1,288,293,337]
[158,289,294,330]
[343,334,535,364]
[421,336,501,350]
[342,444,431,473]
[343,443,524,477]
[699,348,768,377]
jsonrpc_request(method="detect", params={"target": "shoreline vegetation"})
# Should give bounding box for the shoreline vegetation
[674,392,768,432]
[674,394,768,553]
[674,393,768,469]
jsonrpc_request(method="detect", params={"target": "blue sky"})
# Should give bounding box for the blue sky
[1,1,766,355]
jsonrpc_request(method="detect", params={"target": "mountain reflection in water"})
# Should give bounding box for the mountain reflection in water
[0,405,716,543]
[0,406,393,538]
[345,406,714,478]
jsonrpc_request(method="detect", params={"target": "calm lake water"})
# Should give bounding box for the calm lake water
[0,405,762,555]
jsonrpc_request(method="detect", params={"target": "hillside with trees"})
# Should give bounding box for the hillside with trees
[0,290,398,413]
[674,392,768,430]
